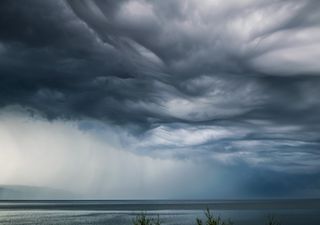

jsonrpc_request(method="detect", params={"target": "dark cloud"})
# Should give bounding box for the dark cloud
[1,0,320,197]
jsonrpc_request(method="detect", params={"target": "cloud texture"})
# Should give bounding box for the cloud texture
[0,0,320,198]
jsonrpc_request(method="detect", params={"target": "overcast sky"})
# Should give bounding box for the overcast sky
[0,0,320,199]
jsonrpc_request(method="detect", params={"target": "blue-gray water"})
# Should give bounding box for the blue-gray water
[0,200,319,225]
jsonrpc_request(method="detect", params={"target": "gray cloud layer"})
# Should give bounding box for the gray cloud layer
[1,0,320,197]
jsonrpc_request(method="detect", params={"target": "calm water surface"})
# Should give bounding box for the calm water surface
[0,200,319,225]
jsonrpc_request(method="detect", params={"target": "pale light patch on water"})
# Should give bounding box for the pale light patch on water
[0,210,201,225]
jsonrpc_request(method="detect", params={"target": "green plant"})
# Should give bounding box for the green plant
[196,208,233,225]
[266,215,281,225]
[196,218,203,225]
[154,214,161,225]
[132,213,161,225]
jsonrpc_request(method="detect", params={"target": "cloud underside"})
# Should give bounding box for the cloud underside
[0,0,320,197]
[1,110,319,198]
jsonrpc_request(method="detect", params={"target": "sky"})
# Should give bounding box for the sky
[0,0,320,199]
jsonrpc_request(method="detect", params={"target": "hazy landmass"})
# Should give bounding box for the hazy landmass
[0,185,76,200]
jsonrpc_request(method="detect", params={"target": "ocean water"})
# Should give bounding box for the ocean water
[0,200,319,225]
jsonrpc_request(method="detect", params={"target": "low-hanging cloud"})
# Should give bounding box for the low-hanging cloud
[0,107,225,198]
[1,108,319,198]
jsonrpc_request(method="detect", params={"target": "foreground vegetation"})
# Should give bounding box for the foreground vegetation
[132,209,281,225]
[133,213,161,225]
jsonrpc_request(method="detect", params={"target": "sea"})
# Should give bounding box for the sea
[0,199,319,225]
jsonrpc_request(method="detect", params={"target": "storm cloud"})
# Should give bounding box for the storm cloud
[0,0,320,198]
